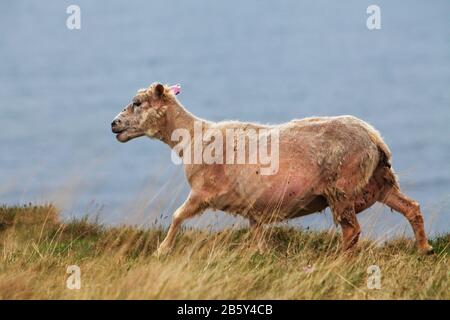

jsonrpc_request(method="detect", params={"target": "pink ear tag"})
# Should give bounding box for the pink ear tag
[170,84,181,95]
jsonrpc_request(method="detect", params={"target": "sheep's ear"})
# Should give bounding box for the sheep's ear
[170,84,181,95]
[154,83,165,99]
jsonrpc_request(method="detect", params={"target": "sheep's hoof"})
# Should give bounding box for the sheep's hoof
[153,246,170,258]
[418,244,434,255]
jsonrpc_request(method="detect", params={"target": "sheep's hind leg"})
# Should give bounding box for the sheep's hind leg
[155,193,204,256]
[331,202,361,252]
[381,188,433,254]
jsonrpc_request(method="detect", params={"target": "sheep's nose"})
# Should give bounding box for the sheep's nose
[111,119,122,132]
[111,119,121,127]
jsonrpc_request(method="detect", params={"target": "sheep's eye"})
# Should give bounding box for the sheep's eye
[132,98,142,107]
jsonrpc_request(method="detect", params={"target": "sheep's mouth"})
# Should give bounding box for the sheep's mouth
[115,128,144,143]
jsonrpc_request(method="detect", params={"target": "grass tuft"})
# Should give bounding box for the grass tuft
[0,204,448,299]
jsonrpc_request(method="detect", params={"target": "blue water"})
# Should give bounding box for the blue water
[0,1,449,237]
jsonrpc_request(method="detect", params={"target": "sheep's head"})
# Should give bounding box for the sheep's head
[111,83,175,143]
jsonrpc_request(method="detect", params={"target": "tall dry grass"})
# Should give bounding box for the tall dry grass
[0,204,448,299]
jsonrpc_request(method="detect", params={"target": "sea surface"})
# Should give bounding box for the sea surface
[1,0,449,237]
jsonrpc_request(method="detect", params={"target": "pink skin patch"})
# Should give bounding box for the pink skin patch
[170,84,181,95]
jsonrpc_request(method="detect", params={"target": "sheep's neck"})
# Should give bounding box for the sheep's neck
[161,102,210,149]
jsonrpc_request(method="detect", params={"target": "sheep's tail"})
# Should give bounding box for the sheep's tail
[363,122,399,189]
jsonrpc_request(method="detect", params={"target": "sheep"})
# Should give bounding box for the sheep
[111,83,433,255]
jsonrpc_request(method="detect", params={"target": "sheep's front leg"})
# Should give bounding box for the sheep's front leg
[155,194,204,256]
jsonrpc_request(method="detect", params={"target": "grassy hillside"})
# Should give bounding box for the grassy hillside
[0,204,448,299]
